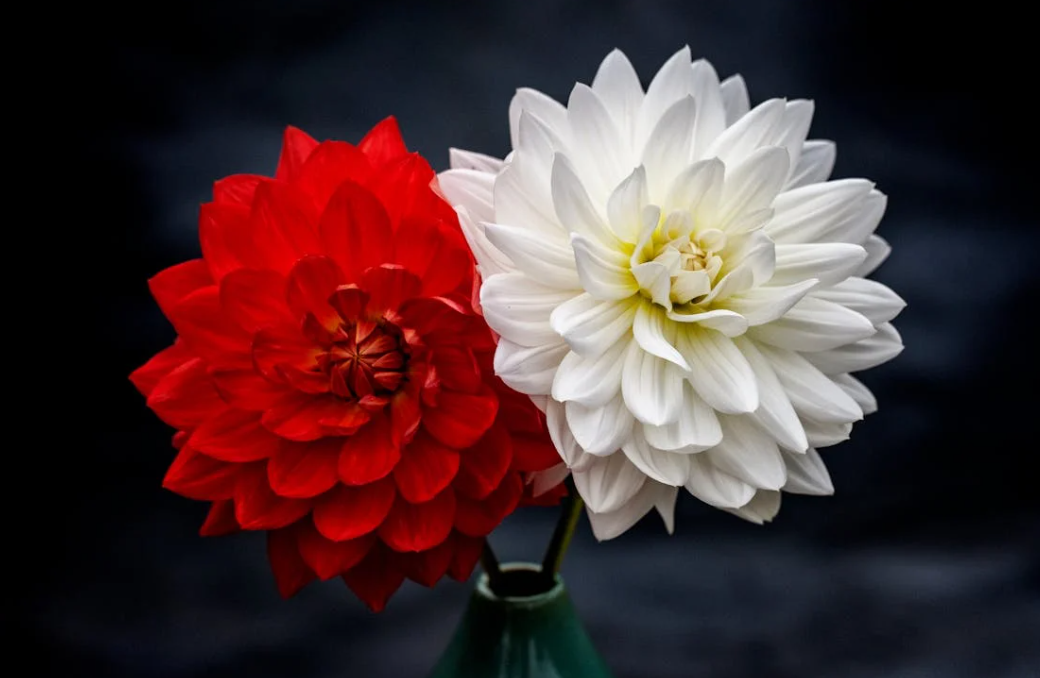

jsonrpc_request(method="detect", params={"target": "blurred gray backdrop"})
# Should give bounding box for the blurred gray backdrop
[45,1,1039,677]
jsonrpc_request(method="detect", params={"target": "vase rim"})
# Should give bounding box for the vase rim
[475,562,564,607]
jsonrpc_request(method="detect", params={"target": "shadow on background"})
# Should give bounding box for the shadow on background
[42,1,1038,676]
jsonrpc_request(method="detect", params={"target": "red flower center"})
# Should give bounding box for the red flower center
[317,319,408,401]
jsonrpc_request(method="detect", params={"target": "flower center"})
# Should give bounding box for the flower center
[634,210,729,308]
[317,320,408,400]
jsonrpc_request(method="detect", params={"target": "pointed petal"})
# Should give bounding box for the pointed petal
[781,448,834,495]
[636,46,693,150]
[338,416,401,485]
[267,528,316,598]
[267,438,340,498]
[786,140,836,189]
[716,146,790,231]
[551,153,617,246]
[856,235,892,277]
[378,488,457,552]
[642,95,698,199]
[707,416,786,490]
[551,337,626,407]
[275,126,319,181]
[833,373,878,415]
[566,396,635,456]
[804,322,903,374]
[422,385,498,449]
[677,326,758,414]
[772,242,868,287]
[550,294,639,357]
[623,435,690,485]
[448,148,505,174]
[749,297,876,352]
[607,165,648,244]
[812,277,906,325]
[754,344,863,422]
[592,48,644,143]
[483,223,581,290]
[735,336,808,452]
[572,452,647,514]
[720,279,819,326]
[622,342,684,426]
[719,74,750,126]
[767,179,874,244]
[566,84,629,202]
[633,302,689,369]
[358,116,409,167]
[494,337,569,396]
[480,273,572,347]
[685,455,756,508]
[586,481,664,541]
[319,182,394,281]
[571,233,639,300]
[454,422,513,500]
[190,409,283,462]
[312,478,396,542]
[643,381,722,452]
[723,489,781,524]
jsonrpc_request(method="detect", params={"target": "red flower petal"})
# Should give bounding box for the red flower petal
[378,488,456,553]
[338,415,400,485]
[368,153,434,226]
[396,297,472,348]
[276,126,319,182]
[422,385,498,449]
[285,255,345,330]
[147,358,224,429]
[130,339,193,397]
[199,201,251,280]
[389,383,422,448]
[190,409,283,462]
[296,521,375,580]
[318,181,395,282]
[295,141,372,211]
[359,264,422,315]
[510,433,560,473]
[319,400,372,435]
[267,526,317,598]
[394,216,470,297]
[327,285,369,323]
[267,438,340,498]
[312,477,396,542]
[261,393,362,442]
[454,421,513,500]
[447,532,485,582]
[217,268,293,334]
[148,259,214,319]
[168,287,252,369]
[252,327,320,382]
[429,347,482,393]
[247,181,322,273]
[210,369,286,411]
[393,430,460,503]
[342,543,406,612]
[357,117,408,169]
[199,500,239,536]
[277,364,330,394]
[162,444,238,500]
[234,467,311,530]
[404,539,454,587]
[213,174,264,205]
[454,473,524,538]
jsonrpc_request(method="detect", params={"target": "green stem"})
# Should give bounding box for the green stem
[540,479,584,587]
[480,540,504,593]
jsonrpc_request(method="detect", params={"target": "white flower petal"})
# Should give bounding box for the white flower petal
[571,233,639,300]
[735,337,808,453]
[622,341,684,426]
[665,157,724,219]
[705,98,786,168]
[754,344,863,423]
[586,480,667,541]
[623,434,691,486]
[856,234,892,276]
[567,84,630,203]
[676,326,759,414]
[515,111,563,201]
[766,179,875,245]
[494,337,569,396]
[802,419,852,448]
[480,273,573,347]
[707,416,786,490]
[494,161,566,238]
[483,222,580,289]
[551,153,618,246]
[636,46,693,151]
[551,338,627,407]
[642,95,698,201]
[531,462,571,497]
[724,489,781,524]
[774,100,815,175]
[550,294,639,357]
[572,451,647,514]
[719,74,750,126]
[772,242,868,287]
[786,139,835,189]
[643,381,722,452]
[654,485,680,534]
[546,399,594,471]
[713,229,776,295]
[748,297,876,352]
[719,278,819,326]
[666,308,749,336]
[566,396,635,456]
[833,373,878,415]
[438,169,496,224]
[716,146,790,232]
[632,261,673,309]
[670,269,712,305]
[509,87,568,150]
[782,448,834,495]
[689,59,727,160]
[634,302,689,369]
[448,148,505,174]
[805,321,904,374]
[811,277,906,326]
[592,48,645,148]
[607,165,648,243]
[838,190,887,246]
[685,455,756,508]
[453,207,515,279]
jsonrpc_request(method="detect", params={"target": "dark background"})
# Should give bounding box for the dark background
[43,1,1038,676]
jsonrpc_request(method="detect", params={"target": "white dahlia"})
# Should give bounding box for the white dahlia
[438,47,904,540]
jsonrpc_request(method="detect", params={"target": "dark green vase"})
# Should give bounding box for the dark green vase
[428,563,614,678]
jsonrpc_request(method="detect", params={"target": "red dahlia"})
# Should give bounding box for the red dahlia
[131,118,563,611]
